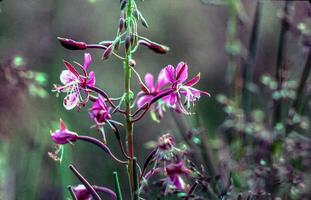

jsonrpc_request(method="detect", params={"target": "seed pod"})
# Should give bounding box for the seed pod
[102,45,114,60]
[138,39,169,54]
[57,37,87,50]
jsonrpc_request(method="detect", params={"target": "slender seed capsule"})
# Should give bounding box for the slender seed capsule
[57,37,87,50]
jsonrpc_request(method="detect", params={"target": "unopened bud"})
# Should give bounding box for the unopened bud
[57,37,87,50]
[139,40,169,54]
[119,18,125,32]
[120,0,127,10]
[125,35,132,52]
[102,45,114,60]
[129,59,136,67]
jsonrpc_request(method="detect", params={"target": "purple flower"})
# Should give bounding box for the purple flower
[72,185,92,200]
[54,53,96,110]
[165,161,191,191]
[137,69,169,121]
[154,134,180,162]
[164,62,210,114]
[72,184,117,200]
[89,95,112,125]
[51,119,78,145]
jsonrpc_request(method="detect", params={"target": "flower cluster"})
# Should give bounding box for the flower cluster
[49,1,210,199]
[137,62,210,121]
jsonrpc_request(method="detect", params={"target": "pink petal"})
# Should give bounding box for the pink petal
[63,60,80,78]
[144,73,154,90]
[60,70,78,85]
[157,69,169,89]
[176,62,188,83]
[87,71,96,87]
[185,73,200,86]
[83,53,92,70]
[137,95,153,108]
[63,92,79,110]
[164,65,175,83]
[169,93,177,106]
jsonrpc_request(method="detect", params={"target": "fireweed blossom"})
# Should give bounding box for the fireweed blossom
[164,161,191,192]
[53,53,96,110]
[137,69,169,121]
[163,62,210,114]
[154,134,181,162]
[89,95,112,125]
[72,184,117,200]
[51,119,78,145]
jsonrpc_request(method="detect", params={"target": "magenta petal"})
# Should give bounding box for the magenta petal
[169,93,177,106]
[63,92,79,110]
[63,60,80,78]
[83,53,92,70]
[87,71,96,87]
[137,95,152,108]
[144,73,154,90]
[157,68,169,89]
[164,65,175,83]
[176,62,188,83]
[185,73,200,86]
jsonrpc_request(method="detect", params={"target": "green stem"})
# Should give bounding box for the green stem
[124,0,136,197]
[113,171,123,200]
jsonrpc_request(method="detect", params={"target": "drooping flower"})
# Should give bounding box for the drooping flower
[51,119,78,145]
[154,134,180,162]
[53,53,96,110]
[137,69,169,121]
[163,62,210,114]
[89,95,112,125]
[72,184,117,200]
[164,161,191,191]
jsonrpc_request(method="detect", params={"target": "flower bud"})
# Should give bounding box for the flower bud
[102,45,114,60]
[138,40,169,54]
[120,0,127,10]
[57,37,87,50]
[51,119,78,144]
[125,35,132,52]
[129,59,136,67]
[119,18,125,32]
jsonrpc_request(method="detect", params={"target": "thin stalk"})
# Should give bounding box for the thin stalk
[132,157,139,200]
[125,0,136,196]
[77,135,128,164]
[113,171,123,200]
[272,0,291,126]
[241,0,262,116]
[69,165,102,200]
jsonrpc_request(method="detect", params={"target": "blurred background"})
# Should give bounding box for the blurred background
[0,0,310,199]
